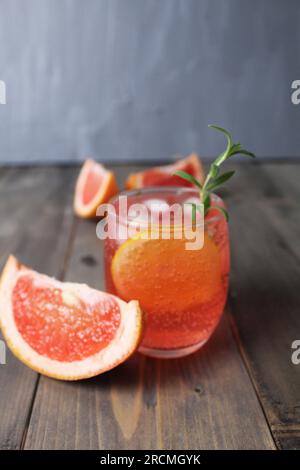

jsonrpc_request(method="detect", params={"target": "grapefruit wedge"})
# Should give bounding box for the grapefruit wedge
[0,256,143,380]
[125,153,204,189]
[74,159,119,218]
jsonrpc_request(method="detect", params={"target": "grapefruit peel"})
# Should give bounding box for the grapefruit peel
[125,153,204,189]
[74,159,119,219]
[0,256,143,380]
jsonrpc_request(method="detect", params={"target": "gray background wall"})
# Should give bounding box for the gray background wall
[0,0,299,164]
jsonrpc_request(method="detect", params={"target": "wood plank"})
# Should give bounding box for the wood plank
[24,165,275,450]
[226,161,300,449]
[0,166,77,449]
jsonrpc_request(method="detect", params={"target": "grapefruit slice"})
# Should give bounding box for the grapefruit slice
[0,256,143,380]
[125,153,204,189]
[74,159,119,218]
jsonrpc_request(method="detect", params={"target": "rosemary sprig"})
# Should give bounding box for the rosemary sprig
[174,125,255,221]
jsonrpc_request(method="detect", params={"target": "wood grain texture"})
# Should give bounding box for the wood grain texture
[227,161,300,450]
[0,166,77,449]
[24,315,275,450]
[3,162,299,450]
[24,165,275,450]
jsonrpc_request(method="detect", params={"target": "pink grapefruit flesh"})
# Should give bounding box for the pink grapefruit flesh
[0,256,143,380]
[125,153,204,189]
[74,159,119,218]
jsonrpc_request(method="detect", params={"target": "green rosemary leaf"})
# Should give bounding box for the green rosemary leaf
[208,125,233,149]
[229,143,242,154]
[208,125,233,165]
[230,148,255,158]
[206,170,235,191]
[210,163,219,178]
[185,202,203,222]
[203,194,211,216]
[175,125,255,220]
[213,205,229,221]
[184,202,196,222]
[174,170,202,189]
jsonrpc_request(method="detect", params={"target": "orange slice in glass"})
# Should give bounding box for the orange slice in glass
[111,232,222,314]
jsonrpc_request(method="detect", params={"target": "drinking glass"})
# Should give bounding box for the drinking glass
[104,187,229,358]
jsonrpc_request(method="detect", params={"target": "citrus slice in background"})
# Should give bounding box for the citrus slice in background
[0,256,143,380]
[74,159,119,218]
[111,232,222,315]
[125,153,204,189]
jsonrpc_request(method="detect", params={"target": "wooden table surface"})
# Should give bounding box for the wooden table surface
[0,161,299,450]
